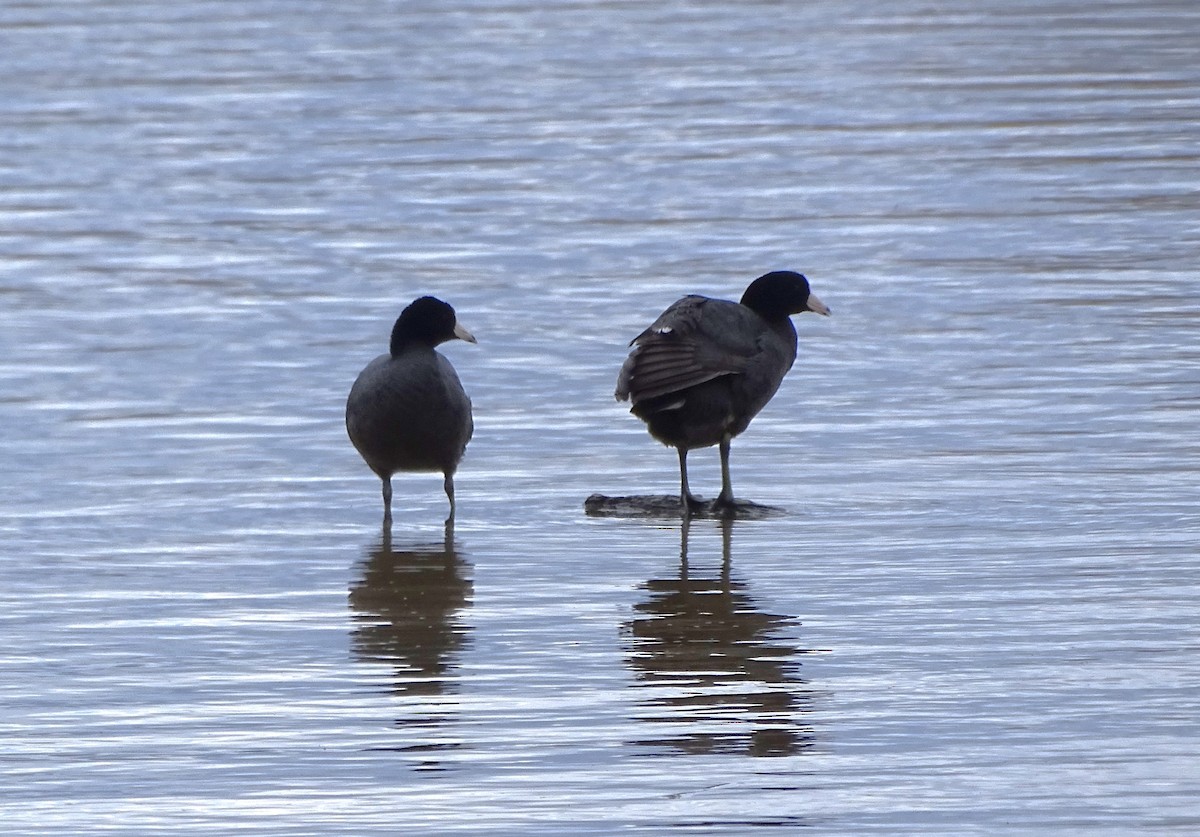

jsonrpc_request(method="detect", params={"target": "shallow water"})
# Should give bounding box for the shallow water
[2,0,1199,833]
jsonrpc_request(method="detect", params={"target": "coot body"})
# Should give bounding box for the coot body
[347,296,475,522]
[615,271,828,509]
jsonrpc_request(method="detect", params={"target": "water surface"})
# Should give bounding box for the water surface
[2,0,1199,833]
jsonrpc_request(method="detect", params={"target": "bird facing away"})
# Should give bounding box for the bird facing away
[346,296,475,523]
[615,271,829,511]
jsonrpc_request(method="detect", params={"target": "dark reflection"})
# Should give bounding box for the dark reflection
[348,520,471,764]
[625,518,815,757]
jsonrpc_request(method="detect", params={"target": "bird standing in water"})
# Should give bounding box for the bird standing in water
[615,271,829,512]
[346,296,475,523]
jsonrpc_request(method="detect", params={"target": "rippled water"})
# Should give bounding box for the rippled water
[3,0,1199,833]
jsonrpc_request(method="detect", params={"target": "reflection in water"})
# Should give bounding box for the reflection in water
[348,522,472,764]
[625,519,814,757]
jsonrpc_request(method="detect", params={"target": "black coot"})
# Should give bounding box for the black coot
[346,296,475,523]
[615,271,829,510]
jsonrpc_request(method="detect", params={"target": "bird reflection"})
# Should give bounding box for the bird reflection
[625,518,814,757]
[348,521,472,761]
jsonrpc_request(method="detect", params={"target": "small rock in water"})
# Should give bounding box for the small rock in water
[583,493,785,520]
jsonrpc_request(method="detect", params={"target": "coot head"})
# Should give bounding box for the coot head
[390,296,477,355]
[739,271,830,320]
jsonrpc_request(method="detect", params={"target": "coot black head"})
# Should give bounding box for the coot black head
[390,296,476,356]
[739,271,830,320]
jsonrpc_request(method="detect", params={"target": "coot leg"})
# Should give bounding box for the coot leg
[678,448,704,512]
[443,472,456,521]
[715,435,735,508]
[381,475,393,524]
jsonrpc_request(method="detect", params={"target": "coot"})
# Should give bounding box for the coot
[346,296,475,522]
[615,271,828,510]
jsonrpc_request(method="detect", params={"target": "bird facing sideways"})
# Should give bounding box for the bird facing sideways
[346,296,475,524]
[615,271,829,511]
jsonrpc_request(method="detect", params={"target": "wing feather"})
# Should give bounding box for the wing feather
[615,295,764,405]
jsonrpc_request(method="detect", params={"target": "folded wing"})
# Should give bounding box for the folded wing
[616,296,764,405]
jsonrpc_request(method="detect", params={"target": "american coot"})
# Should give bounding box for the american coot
[346,296,475,523]
[615,271,829,511]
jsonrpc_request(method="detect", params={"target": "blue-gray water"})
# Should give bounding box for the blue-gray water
[2,1,1198,834]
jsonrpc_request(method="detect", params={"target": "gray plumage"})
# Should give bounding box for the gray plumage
[616,271,829,510]
[347,296,475,523]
